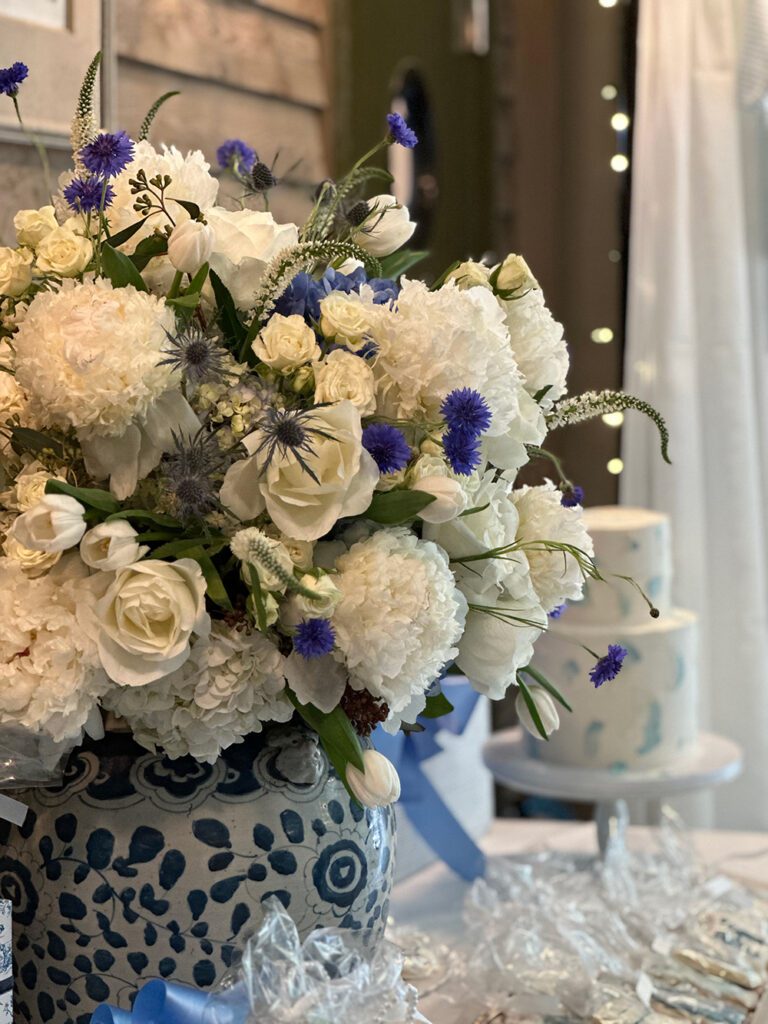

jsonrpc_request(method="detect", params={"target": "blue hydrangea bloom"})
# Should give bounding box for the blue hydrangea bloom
[0,62,28,97]
[443,429,482,476]
[589,644,628,687]
[441,388,492,437]
[274,268,399,323]
[386,112,418,149]
[63,175,115,213]
[295,619,336,659]
[216,138,256,172]
[362,423,411,475]
[80,131,135,178]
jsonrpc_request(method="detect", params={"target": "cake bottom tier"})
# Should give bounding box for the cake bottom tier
[531,608,699,770]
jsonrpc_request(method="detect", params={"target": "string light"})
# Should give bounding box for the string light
[610,154,630,172]
[611,112,630,131]
[602,412,624,427]
[599,0,619,7]
[591,327,614,344]
[608,249,622,263]
[601,84,618,100]
[607,458,624,475]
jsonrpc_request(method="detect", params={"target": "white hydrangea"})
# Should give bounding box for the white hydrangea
[513,480,594,612]
[500,288,569,409]
[102,622,291,763]
[331,528,467,715]
[0,559,107,742]
[14,279,177,438]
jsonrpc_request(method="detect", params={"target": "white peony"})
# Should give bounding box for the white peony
[80,521,149,572]
[351,195,416,257]
[14,206,58,249]
[14,279,177,438]
[10,494,87,553]
[313,349,376,414]
[331,528,467,715]
[252,313,320,372]
[221,401,379,541]
[207,207,299,311]
[103,622,291,763]
[0,559,107,742]
[512,480,594,613]
[499,287,569,409]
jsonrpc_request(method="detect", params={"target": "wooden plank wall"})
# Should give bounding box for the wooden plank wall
[115,0,331,225]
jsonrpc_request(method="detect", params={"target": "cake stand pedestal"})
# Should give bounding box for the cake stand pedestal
[483,729,743,855]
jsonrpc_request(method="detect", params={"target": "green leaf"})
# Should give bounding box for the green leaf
[210,269,246,348]
[167,292,201,310]
[45,478,119,514]
[533,385,553,404]
[247,565,269,632]
[186,547,233,610]
[288,691,366,776]
[430,260,461,290]
[101,244,148,292]
[106,219,146,249]
[149,536,227,560]
[185,262,209,296]
[519,665,572,713]
[365,489,436,525]
[106,508,182,528]
[378,249,430,280]
[9,426,65,460]
[459,502,490,518]
[421,692,455,719]
[130,233,168,272]
[171,199,201,220]
[516,677,550,741]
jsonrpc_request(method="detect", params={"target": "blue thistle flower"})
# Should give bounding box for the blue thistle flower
[362,423,411,475]
[162,428,228,522]
[63,175,115,213]
[159,326,231,386]
[561,485,584,508]
[295,618,336,659]
[589,644,628,687]
[443,428,482,476]
[216,138,256,173]
[441,388,492,438]
[80,130,135,178]
[0,62,28,97]
[252,407,334,486]
[386,112,418,149]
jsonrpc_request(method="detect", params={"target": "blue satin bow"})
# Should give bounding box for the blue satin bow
[373,682,487,882]
[90,979,232,1024]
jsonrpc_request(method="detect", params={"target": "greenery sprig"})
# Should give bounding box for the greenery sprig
[70,51,101,167]
[138,90,180,143]
[547,389,671,463]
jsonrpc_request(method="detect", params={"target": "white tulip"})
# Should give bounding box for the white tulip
[80,521,150,571]
[10,494,87,553]
[352,194,416,257]
[168,219,214,275]
[515,684,561,739]
[346,749,401,807]
[412,475,467,524]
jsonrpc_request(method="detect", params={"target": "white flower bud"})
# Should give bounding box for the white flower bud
[346,749,401,808]
[515,684,560,740]
[445,260,492,290]
[495,253,537,294]
[80,520,150,571]
[412,475,467,524]
[351,194,416,257]
[168,219,214,275]
[10,494,87,553]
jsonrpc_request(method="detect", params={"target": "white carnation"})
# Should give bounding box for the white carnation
[500,288,569,409]
[513,480,594,612]
[0,559,107,742]
[14,279,177,438]
[102,622,291,763]
[331,528,467,715]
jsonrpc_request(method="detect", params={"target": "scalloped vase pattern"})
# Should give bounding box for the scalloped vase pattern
[0,726,395,1024]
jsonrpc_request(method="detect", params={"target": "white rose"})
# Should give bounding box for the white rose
[494,252,537,294]
[4,461,57,511]
[84,558,210,686]
[446,260,492,290]
[516,684,560,739]
[313,349,376,414]
[35,219,92,277]
[352,194,416,257]
[412,475,467,523]
[80,521,150,572]
[14,206,58,249]
[207,207,299,311]
[280,572,341,626]
[2,534,61,577]
[319,291,376,350]
[252,314,320,372]
[167,219,214,275]
[346,749,401,808]
[0,247,33,297]
[10,494,87,552]
[278,533,314,570]
[221,400,379,541]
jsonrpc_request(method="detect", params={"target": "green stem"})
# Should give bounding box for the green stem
[167,270,184,299]
[12,95,52,198]
[94,178,110,274]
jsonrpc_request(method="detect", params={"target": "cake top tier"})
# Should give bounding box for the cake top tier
[584,506,668,534]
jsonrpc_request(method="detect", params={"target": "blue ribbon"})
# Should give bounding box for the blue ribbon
[374,682,487,882]
[90,979,237,1024]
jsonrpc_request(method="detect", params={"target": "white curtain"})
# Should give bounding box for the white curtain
[622,0,768,828]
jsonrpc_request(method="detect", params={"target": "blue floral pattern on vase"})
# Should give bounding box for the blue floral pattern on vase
[0,725,395,1024]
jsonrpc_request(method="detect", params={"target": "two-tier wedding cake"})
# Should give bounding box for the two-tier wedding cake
[533,506,699,770]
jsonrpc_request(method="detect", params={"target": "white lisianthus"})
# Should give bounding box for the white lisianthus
[346,749,401,808]
[411,476,466,524]
[331,528,467,715]
[493,253,537,295]
[352,194,416,257]
[313,349,376,415]
[280,572,342,627]
[445,260,492,290]
[14,206,58,249]
[230,528,296,592]
[167,219,214,275]
[207,207,299,311]
[35,219,92,277]
[0,246,33,297]
[512,479,594,612]
[319,290,378,350]
[252,313,320,372]
[10,494,86,553]
[2,534,61,577]
[499,286,569,409]
[81,558,210,686]
[516,684,560,739]
[102,622,291,763]
[80,521,149,572]
[221,401,379,541]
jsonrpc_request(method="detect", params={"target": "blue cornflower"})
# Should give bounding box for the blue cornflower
[80,131,135,178]
[63,175,115,213]
[216,138,256,173]
[443,428,482,476]
[561,485,584,508]
[386,112,418,149]
[295,619,336,659]
[549,604,566,619]
[441,388,492,438]
[362,423,411,475]
[0,62,28,97]
[589,644,628,688]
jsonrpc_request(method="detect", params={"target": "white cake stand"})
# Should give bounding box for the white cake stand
[483,728,743,854]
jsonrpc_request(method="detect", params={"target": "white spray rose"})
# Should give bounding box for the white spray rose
[167,219,214,274]
[14,206,58,249]
[0,247,33,297]
[313,349,376,414]
[80,521,149,572]
[412,475,467,524]
[278,533,314,570]
[346,749,401,808]
[319,291,377,350]
[494,253,537,294]
[280,573,342,627]
[207,207,299,311]
[2,534,61,577]
[10,494,87,553]
[352,194,416,257]
[516,684,560,739]
[252,314,320,372]
[36,219,93,277]
[446,260,492,290]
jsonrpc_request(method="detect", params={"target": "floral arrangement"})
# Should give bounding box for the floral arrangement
[0,55,668,807]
